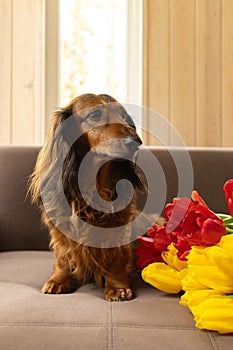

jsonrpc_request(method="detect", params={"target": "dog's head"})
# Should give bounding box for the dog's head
[52,93,142,160]
[30,94,147,217]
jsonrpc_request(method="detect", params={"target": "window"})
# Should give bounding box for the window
[59,0,142,107]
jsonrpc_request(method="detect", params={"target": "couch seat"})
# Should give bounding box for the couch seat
[0,251,232,350]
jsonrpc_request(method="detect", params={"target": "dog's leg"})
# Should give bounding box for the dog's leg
[105,269,133,302]
[101,246,134,301]
[40,224,81,294]
[42,251,79,294]
[42,263,79,294]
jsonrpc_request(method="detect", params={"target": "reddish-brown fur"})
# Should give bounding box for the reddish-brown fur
[29,93,145,301]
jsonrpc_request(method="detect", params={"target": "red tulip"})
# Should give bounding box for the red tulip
[147,225,171,251]
[164,197,192,233]
[174,233,191,260]
[135,236,164,269]
[136,190,227,267]
[223,179,233,216]
[170,192,226,259]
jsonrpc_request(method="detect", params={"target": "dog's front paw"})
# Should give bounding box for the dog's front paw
[41,277,78,294]
[105,287,133,302]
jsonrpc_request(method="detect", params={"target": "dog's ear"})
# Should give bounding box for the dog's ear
[52,105,74,131]
[50,103,84,156]
[52,107,83,203]
[41,105,78,205]
[46,105,75,163]
[29,103,79,206]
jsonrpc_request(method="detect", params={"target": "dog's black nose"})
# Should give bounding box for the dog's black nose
[123,136,142,150]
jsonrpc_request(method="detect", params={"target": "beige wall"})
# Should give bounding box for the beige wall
[143,0,233,147]
[1,0,233,147]
[0,0,60,146]
[0,0,44,145]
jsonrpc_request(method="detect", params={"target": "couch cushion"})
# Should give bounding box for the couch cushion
[0,251,232,350]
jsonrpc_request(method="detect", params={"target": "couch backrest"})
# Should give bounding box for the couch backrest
[0,146,232,251]
[145,147,232,214]
[0,146,49,251]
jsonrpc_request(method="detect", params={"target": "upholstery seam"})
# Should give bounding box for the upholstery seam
[111,304,114,350]
[109,325,205,331]
[106,303,108,350]
[0,324,201,330]
[0,324,106,328]
[207,332,221,350]
[107,303,113,350]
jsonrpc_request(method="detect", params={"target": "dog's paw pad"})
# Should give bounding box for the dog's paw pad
[105,287,133,302]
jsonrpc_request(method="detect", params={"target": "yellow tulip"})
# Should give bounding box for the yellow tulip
[184,246,233,294]
[187,246,207,266]
[194,295,233,334]
[180,289,224,309]
[162,244,187,271]
[142,262,187,294]
[204,245,233,278]
[141,244,188,294]
[218,233,233,252]
[180,234,233,333]
[182,272,207,291]
[190,265,233,293]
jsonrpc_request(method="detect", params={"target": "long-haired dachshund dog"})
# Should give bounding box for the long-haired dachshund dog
[29,93,146,301]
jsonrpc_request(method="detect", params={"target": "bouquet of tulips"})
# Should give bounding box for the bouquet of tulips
[136,180,233,334]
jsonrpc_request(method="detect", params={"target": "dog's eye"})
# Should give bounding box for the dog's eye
[122,112,136,129]
[122,112,128,120]
[87,110,103,122]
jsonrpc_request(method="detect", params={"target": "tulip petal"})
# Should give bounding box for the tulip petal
[142,262,184,294]
[187,246,207,266]
[194,296,233,333]
[165,198,192,232]
[205,245,233,278]
[180,289,223,309]
[182,272,207,291]
[153,228,171,251]
[223,179,233,216]
[137,236,154,248]
[200,219,226,245]
[185,246,233,293]
[191,265,233,293]
[162,244,188,271]
[218,233,233,252]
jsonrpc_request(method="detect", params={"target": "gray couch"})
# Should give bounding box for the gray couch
[0,146,233,350]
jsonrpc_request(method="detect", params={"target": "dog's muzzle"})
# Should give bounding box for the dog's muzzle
[123,136,142,152]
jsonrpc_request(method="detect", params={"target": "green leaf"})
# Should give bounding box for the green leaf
[216,213,233,234]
